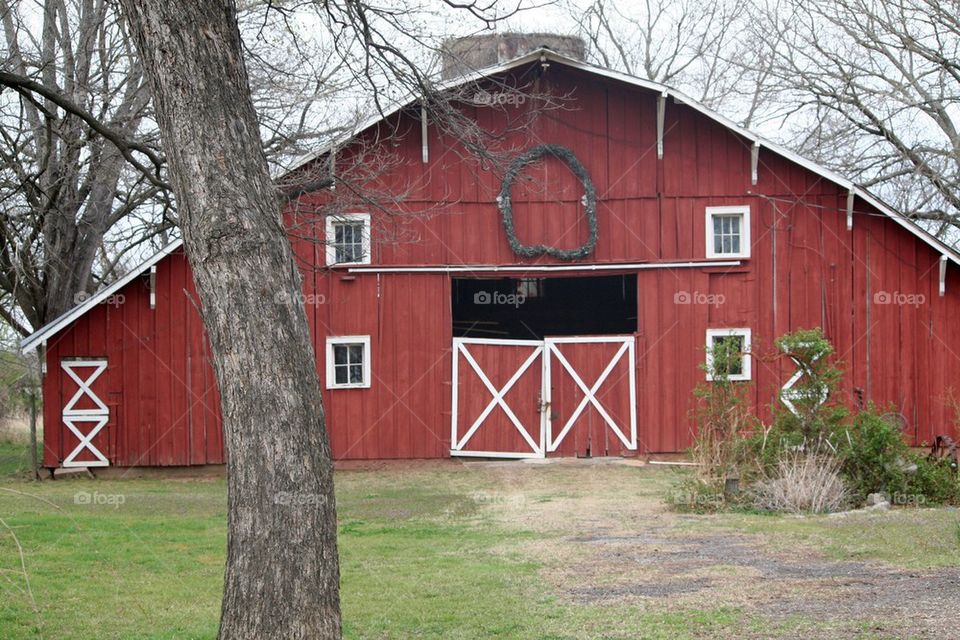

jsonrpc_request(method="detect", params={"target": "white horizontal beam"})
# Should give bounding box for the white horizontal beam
[449,449,544,459]
[348,260,742,274]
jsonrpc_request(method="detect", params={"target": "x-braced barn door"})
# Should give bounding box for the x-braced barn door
[544,337,637,457]
[60,359,110,467]
[450,338,546,458]
[450,336,637,458]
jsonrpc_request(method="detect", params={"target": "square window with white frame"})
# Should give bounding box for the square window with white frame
[705,206,750,259]
[325,213,371,266]
[326,336,371,389]
[705,328,752,381]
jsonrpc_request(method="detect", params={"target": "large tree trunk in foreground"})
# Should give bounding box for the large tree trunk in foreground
[117,1,341,638]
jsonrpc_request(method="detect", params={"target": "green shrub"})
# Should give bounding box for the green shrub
[832,407,911,503]
[902,457,960,506]
[689,337,756,485]
[744,328,849,477]
[671,326,960,512]
[772,328,848,441]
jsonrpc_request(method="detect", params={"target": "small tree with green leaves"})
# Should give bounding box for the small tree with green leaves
[770,328,847,445]
[668,335,757,512]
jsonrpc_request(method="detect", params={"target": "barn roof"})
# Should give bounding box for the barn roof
[20,238,184,353]
[20,48,960,353]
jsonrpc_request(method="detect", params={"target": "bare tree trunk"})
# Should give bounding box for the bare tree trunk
[116,1,341,638]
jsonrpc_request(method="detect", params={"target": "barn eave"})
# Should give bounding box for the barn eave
[20,238,184,353]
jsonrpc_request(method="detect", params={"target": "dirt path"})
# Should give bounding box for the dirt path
[474,459,960,639]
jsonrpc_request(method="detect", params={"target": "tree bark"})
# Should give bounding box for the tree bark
[116,1,341,638]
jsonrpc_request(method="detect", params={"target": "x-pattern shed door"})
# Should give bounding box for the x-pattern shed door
[61,359,110,467]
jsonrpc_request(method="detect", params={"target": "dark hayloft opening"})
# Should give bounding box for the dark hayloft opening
[452,274,637,339]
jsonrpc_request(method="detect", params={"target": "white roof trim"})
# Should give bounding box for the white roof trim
[20,238,184,353]
[285,48,960,268]
[22,50,960,352]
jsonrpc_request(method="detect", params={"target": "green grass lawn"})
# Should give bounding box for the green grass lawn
[0,437,39,479]
[711,507,960,569]
[0,464,745,640]
[1,445,957,639]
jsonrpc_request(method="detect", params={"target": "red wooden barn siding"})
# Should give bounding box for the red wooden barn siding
[41,61,960,466]
[42,243,453,466]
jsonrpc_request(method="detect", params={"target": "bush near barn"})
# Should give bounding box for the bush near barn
[670,328,960,514]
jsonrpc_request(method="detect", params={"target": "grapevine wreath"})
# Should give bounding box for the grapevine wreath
[497,144,598,260]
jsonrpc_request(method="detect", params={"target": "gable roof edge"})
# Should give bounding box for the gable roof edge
[20,238,184,353]
[284,49,960,268]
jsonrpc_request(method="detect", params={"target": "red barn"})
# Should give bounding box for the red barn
[21,48,960,470]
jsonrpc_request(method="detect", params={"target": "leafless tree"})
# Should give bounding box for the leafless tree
[564,0,780,126]
[0,0,366,339]
[114,1,539,637]
[0,0,166,336]
[744,0,960,239]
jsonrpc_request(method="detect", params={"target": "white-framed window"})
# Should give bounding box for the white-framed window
[326,335,371,389]
[325,213,371,266]
[705,328,752,381]
[705,206,750,259]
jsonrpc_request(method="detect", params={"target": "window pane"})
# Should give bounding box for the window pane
[711,214,743,255]
[349,363,363,384]
[711,334,745,377]
[728,337,744,375]
[729,358,743,376]
[348,345,364,364]
[331,341,367,386]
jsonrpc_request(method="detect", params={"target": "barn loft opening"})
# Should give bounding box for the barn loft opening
[452,274,637,339]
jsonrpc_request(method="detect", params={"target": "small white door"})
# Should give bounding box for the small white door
[60,359,110,467]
